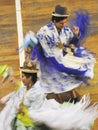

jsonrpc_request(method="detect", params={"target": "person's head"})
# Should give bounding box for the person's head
[21,71,37,87]
[20,60,38,87]
[51,5,69,30]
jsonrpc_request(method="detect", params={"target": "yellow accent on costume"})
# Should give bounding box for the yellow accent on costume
[17,103,36,126]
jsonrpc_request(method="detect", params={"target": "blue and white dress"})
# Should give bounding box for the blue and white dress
[31,22,96,93]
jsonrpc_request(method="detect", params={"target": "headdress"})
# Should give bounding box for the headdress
[20,61,39,73]
[52,5,69,17]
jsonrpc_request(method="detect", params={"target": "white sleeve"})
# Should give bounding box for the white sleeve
[0,91,15,104]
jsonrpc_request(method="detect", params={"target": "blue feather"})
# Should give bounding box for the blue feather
[70,9,90,44]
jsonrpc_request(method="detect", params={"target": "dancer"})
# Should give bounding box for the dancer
[0,61,98,130]
[30,5,96,102]
[0,61,49,130]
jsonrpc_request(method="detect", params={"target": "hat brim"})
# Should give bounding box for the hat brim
[52,13,69,17]
[20,67,39,73]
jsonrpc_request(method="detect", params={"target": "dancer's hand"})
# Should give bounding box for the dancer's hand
[73,26,79,36]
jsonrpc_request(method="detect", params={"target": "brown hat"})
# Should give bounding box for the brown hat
[52,5,69,17]
[20,61,39,73]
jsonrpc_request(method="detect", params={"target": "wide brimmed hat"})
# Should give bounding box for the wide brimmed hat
[52,5,69,17]
[20,61,39,73]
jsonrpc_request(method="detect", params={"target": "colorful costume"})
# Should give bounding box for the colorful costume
[0,6,97,130]
[0,81,45,130]
[0,81,98,130]
[30,21,95,93]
